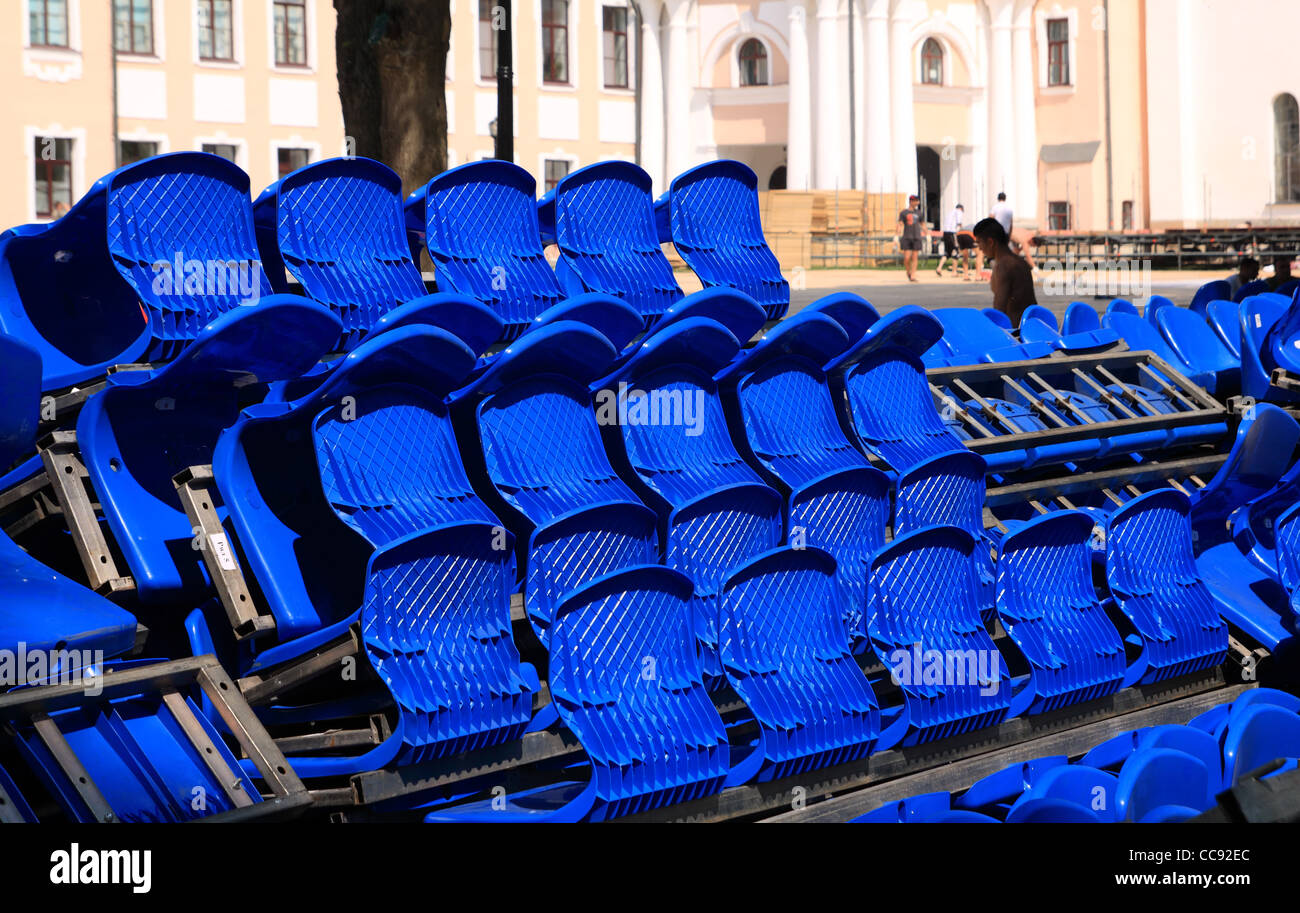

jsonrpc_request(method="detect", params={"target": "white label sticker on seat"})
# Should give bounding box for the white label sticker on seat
[208,533,237,571]
[1255,314,1262,328]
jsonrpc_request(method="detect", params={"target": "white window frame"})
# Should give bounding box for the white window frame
[536,0,576,92]
[196,133,248,169]
[193,0,244,69]
[113,0,166,62]
[1035,6,1077,94]
[269,139,322,180]
[267,0,317,74]
[475,0,499,88]
[594,0,635,94]
[117,127,170,165]
[539,152,579,193]
[25,125,87,223]
[731,34,773,89]
[916,35,947,87]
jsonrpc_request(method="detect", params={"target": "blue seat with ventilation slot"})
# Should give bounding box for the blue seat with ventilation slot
[865,525,1013,747]
[450,322,659,645]
[1105,489,1229,684]
[1207,299,1242,359]
[720,547,883,780]
[253,156,503,355]
[652,159,789,320]
[425,565,732,822]
[717,311,891,635]
[997,511,1127,714]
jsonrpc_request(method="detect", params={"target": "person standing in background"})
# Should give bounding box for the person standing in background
[991,192,1014,235]
[936,203,965,278]
[896,194,923,283]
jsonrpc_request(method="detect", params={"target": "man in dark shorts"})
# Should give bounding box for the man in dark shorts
[896,194,923,282]
[956,225,977,280]
[973,217,1036,328]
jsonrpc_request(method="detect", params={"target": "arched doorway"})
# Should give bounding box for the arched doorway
[916,146,941,227]
[768,165,787,190]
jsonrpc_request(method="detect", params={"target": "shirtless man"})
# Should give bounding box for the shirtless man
[973,217,1037,328]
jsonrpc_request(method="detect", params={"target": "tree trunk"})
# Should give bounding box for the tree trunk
[334,1,451,198]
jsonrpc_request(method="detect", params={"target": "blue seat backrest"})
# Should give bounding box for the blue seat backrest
[1143,295,1176,328]
[548,565,730,820]
[1190,280,1231,317]
[1157,306,1237,375]
[894,449,987,537]
[1235,279,1272,303]
[1240,295,1286,399]
[1102,311,1189,370]
[255,157,428,351]
[0,335,41,471]
[105,152,274,362]
[720,547,880,779]
[1063,301,1101,334]
[656,160,789,320]
[1207,299,1242,358]
[548,161,682,327]
[1020,304,1057,332]
[413,160,563,339]
[1105,298,1140,319]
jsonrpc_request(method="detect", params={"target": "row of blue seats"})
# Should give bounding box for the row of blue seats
[858,688,1300,822]
[0,154,795,395]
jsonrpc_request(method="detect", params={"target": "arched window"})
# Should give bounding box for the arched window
[738,38,769,86]
[1276,93,1300,203]
[921,38,944,85]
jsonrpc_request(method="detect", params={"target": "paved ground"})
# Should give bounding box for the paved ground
[676,265,1232,320]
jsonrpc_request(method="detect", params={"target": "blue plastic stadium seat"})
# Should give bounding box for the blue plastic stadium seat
[77,301,342,604]
[0,334,137,661]
[997,512,1126,715]
[1102,311,1210,387]
[541,161,772,335]
[4,665,263,822]
[1019,313,1121,354]
[1115,748,1215,822]
[1190,280,1231,318]
[212,325,539,776]
[1221,703,1300,784]
[253,155,504,354]
[425,566,731,822]
[1142,295,1176,328]
[716,311,891,634]
[981,308,1012,331]
[1234,278,1272,303]
[596,317,783,665]
[801,292,881,342]
[1239,294,1288,401]
[1207,299,1242,359]
[953,755,1069,813]
[865,526,1013,747]
[853,791,994,823]
[1020,304,1058,332]
[1063,301,1102,334]
[0,152,295,390]
[720,547,883,779]
[893,450,996,621]
[1105,490,1229,684]
[932,308,1056,363]
[1276,502,1300,616]
[1105,298,1140,319]
[1005,765,1120,823]
[408,160,636,344]
[825,306,965,472]
[1156,306,1240,396]
[450,322,659,645]
[653,159,790,320]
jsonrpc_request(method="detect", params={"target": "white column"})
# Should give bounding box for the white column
[786,1,812,190]
[815,0,842,189]
[863,0,893,193]
[664,0,691,182]
[1011,0,1038,226]
[851,0,867,189]
[888,0,916,196]
[639,0,665,194]
[986,0,1016,207]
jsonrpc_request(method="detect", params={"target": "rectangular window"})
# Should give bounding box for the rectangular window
[278,147,311,176]
[118,140,158,166]
[1047,18,1070,87]
[29,0,70,48]
[34,137,74,219]
[198,0,235,61]
[544,159,571,193]
[479,0,497,80]
[202,142,239,162]
[542,0,568,84]
[1048,201,1071,231]
[114,0,154,55]
[273,0,307,66]
[1121,200,1134,231]
[602,6,628,88]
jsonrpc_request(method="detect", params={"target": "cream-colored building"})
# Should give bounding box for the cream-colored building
[7,0,346,228]
[7,0,1300,234]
